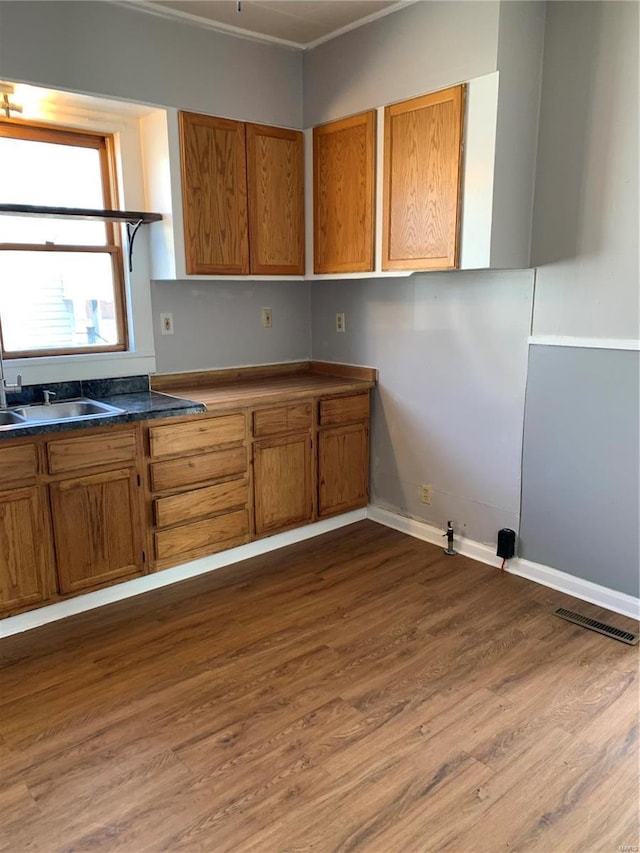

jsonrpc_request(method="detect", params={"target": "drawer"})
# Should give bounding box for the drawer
[0,443,38,482]
[149,413,245,458]
[155,509,249,561]
[253,403,312,437]
[154,477,248,529]
[150,445,247,492]
[319,394,370,426]
[48,431,137,475]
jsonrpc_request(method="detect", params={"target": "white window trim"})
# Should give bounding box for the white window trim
[1,93,157,386]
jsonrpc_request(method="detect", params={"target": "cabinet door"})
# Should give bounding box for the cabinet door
[179,111,249,275]
[253,434,313,536]
[246,124,304,275]
[383,85,465,271]
[313,111,376,274]
[50,468,144,594]
[318,423,369,518]
[0,487,51,614]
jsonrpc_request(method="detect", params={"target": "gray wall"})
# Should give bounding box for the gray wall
[518,1,640,597]
[489,1,545,268]
[151,280,310,373]
[307,0,639,598]
[303,0,500,125]
[311,271,533,545]
[0,1,303,128]
[520,347,639,597]
[305,2,535,546]
[530,0,639,339]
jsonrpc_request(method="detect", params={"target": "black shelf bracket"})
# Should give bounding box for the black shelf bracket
[126,219,144,273]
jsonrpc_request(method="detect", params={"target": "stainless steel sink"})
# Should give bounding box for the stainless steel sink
[0,410,27,428]
[13,398,125,424]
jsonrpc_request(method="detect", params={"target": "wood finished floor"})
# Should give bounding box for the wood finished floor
[0,520,638,852]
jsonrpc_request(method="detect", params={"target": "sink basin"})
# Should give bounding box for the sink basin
[0,410,27,428]
[13,398,125,424]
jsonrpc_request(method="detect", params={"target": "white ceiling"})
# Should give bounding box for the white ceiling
[128,0,412,49]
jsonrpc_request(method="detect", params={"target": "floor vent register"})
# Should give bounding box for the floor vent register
[554,607,639,645]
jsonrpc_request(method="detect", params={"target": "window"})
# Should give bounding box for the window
[0,122,127,357]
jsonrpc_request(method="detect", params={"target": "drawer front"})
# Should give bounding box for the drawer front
[155,509,249,561]
[319,394,370,426]
[150,446,247,492]
[253,403,312,438]
[154,477,248,529]
[48,431,137,475]
[149,413,245,458]
[0,443,38,482]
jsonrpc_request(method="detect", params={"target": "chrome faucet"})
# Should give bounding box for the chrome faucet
[43,390,56,406]
[0,348,22,409]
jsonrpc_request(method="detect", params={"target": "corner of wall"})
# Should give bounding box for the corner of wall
[490,0,546,269]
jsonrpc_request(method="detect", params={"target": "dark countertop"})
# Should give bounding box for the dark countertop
[0,389,205,440]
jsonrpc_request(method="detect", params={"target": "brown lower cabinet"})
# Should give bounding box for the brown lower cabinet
[49,468,144,594]
[0,485,52,614]
[147,412,250,568]
[253,432,313,536]
[0,389,371,618]
[318,422,369,518]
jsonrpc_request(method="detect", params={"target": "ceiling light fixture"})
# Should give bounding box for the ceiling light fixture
[0,83,22,119]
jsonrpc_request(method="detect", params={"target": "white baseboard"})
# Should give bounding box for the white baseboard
[0,509,367,639]
[506,557,640,621]
[367,505,504,567]
[367,505,640,621]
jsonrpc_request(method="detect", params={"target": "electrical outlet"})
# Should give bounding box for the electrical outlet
[160,312,174,335]
[336,312,345,333]
[262,307,272,328]
[420,484,432,505]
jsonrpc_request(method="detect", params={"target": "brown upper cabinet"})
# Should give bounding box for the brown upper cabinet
[246,123,305,275]
[313,111,376,274]
[179,112,249,275]
[383,85,466,272]
[179,111,304,276]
